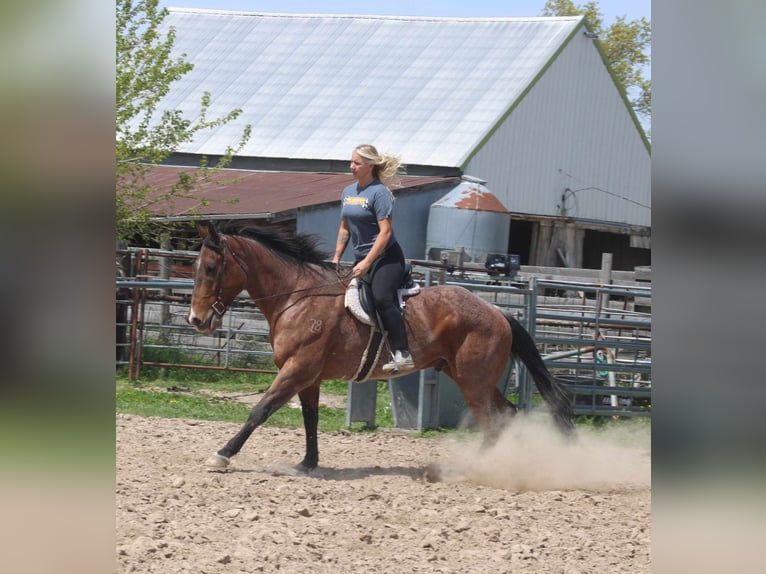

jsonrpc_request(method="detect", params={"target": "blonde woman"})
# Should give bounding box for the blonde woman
[331,144,413,373]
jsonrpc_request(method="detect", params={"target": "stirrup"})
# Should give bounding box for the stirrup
[382,350,414,373]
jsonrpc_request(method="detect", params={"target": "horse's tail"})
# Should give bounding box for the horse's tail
[506,314,575,436]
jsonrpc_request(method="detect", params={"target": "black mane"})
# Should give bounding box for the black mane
[231,226,333,269]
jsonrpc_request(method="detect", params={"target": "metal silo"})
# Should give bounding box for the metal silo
[425,175,510,263]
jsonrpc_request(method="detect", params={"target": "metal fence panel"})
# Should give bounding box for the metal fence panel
[116,248,651,424]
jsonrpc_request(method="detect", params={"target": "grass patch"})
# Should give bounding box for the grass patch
[117,372,276,394]
[116,376,390,432]
[116,383,350,432]
[117,385,251,422]
[117,375,648,436]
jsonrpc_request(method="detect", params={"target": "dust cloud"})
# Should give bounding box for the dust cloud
[442,414,651,492]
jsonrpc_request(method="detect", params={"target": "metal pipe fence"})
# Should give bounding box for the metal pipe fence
[116,247,651,419]
[116,247,279,380]
[528,277,651,417]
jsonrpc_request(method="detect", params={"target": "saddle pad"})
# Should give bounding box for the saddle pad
[344,278,376,326]
[344,279,421,326]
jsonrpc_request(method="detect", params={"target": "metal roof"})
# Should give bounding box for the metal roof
[158,9,582,168]
[143,166,454,220]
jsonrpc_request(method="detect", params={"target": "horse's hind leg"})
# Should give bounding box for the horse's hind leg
[449,322,517,448]
[480,388,518,448]
[297,383,320,471]
[424,379,515,484]
[455,379,517,449]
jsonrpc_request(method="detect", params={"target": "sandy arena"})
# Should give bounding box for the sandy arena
[116,413,650,573]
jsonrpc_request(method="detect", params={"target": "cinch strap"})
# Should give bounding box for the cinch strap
[350,326,386,382]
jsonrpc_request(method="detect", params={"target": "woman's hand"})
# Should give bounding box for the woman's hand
[352,259,372,278]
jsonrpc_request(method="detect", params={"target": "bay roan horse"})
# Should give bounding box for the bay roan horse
[187,222,573,471]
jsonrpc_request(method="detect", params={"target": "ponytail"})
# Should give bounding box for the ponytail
[354,144,406,190]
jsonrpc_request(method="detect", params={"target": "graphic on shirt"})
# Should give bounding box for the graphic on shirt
[343,196,369,209]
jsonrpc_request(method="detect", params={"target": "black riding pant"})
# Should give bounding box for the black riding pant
[361,242,409,351]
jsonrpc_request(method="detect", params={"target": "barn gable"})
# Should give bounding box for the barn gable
[156,10,587,168]
[464,25,651,228]
[138,9,650,270]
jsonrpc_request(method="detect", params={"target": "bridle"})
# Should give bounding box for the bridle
[202,235,250,318]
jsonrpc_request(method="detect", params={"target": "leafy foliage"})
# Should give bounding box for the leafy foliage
[542,0,651,125]
[116,0,251,242]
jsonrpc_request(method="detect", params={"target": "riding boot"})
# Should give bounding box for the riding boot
[382,350,414,373]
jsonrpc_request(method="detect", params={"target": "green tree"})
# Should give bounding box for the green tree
[116,0,251,243]
[542,0,651,125]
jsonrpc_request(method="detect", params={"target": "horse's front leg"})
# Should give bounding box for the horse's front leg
[206,367,319,469]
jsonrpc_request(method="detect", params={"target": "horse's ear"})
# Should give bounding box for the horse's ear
[197,221,220,243]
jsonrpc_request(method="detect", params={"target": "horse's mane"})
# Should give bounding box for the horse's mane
[230,226,333,269]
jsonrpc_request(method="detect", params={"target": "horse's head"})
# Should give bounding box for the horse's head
[187,221,247,333]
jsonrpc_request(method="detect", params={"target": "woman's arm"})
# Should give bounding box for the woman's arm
[353,217,392,277]
[332,218,350,264]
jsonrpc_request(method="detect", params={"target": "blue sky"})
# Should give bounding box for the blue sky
[160,1,650,24]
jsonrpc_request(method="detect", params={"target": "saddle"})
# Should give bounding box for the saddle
[344,264,421,327]
[344,265,420,382]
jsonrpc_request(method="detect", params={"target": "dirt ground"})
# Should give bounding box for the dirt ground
[116,412,650,573]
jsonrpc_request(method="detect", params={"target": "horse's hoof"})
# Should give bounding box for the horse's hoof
[205,452,230,469]
[294,462,316,475]
[423,463,442,483]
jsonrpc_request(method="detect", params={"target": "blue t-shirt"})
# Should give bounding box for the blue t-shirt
[340,179,396,260]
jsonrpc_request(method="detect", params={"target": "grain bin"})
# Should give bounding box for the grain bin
[425,175,510,263]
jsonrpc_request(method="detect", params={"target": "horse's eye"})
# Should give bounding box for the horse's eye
[205,262,217,274]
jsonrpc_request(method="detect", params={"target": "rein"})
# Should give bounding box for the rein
[206,235,353,316]
[248,276,350,305]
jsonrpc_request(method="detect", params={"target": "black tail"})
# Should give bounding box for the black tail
[506,314,574,436]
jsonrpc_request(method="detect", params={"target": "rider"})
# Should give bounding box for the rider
[331,144,414,373]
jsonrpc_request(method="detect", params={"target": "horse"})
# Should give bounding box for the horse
[187,222,573,471]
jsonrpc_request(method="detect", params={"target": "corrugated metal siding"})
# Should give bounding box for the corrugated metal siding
[139,11,649,231]
[463,29,650,227]
[297,182,455,261]
[156,10,581,167]
[426,207,510,262]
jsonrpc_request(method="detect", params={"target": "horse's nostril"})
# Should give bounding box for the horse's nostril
[189,316,201,327]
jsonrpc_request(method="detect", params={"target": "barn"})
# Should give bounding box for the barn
[142,8,650,271]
